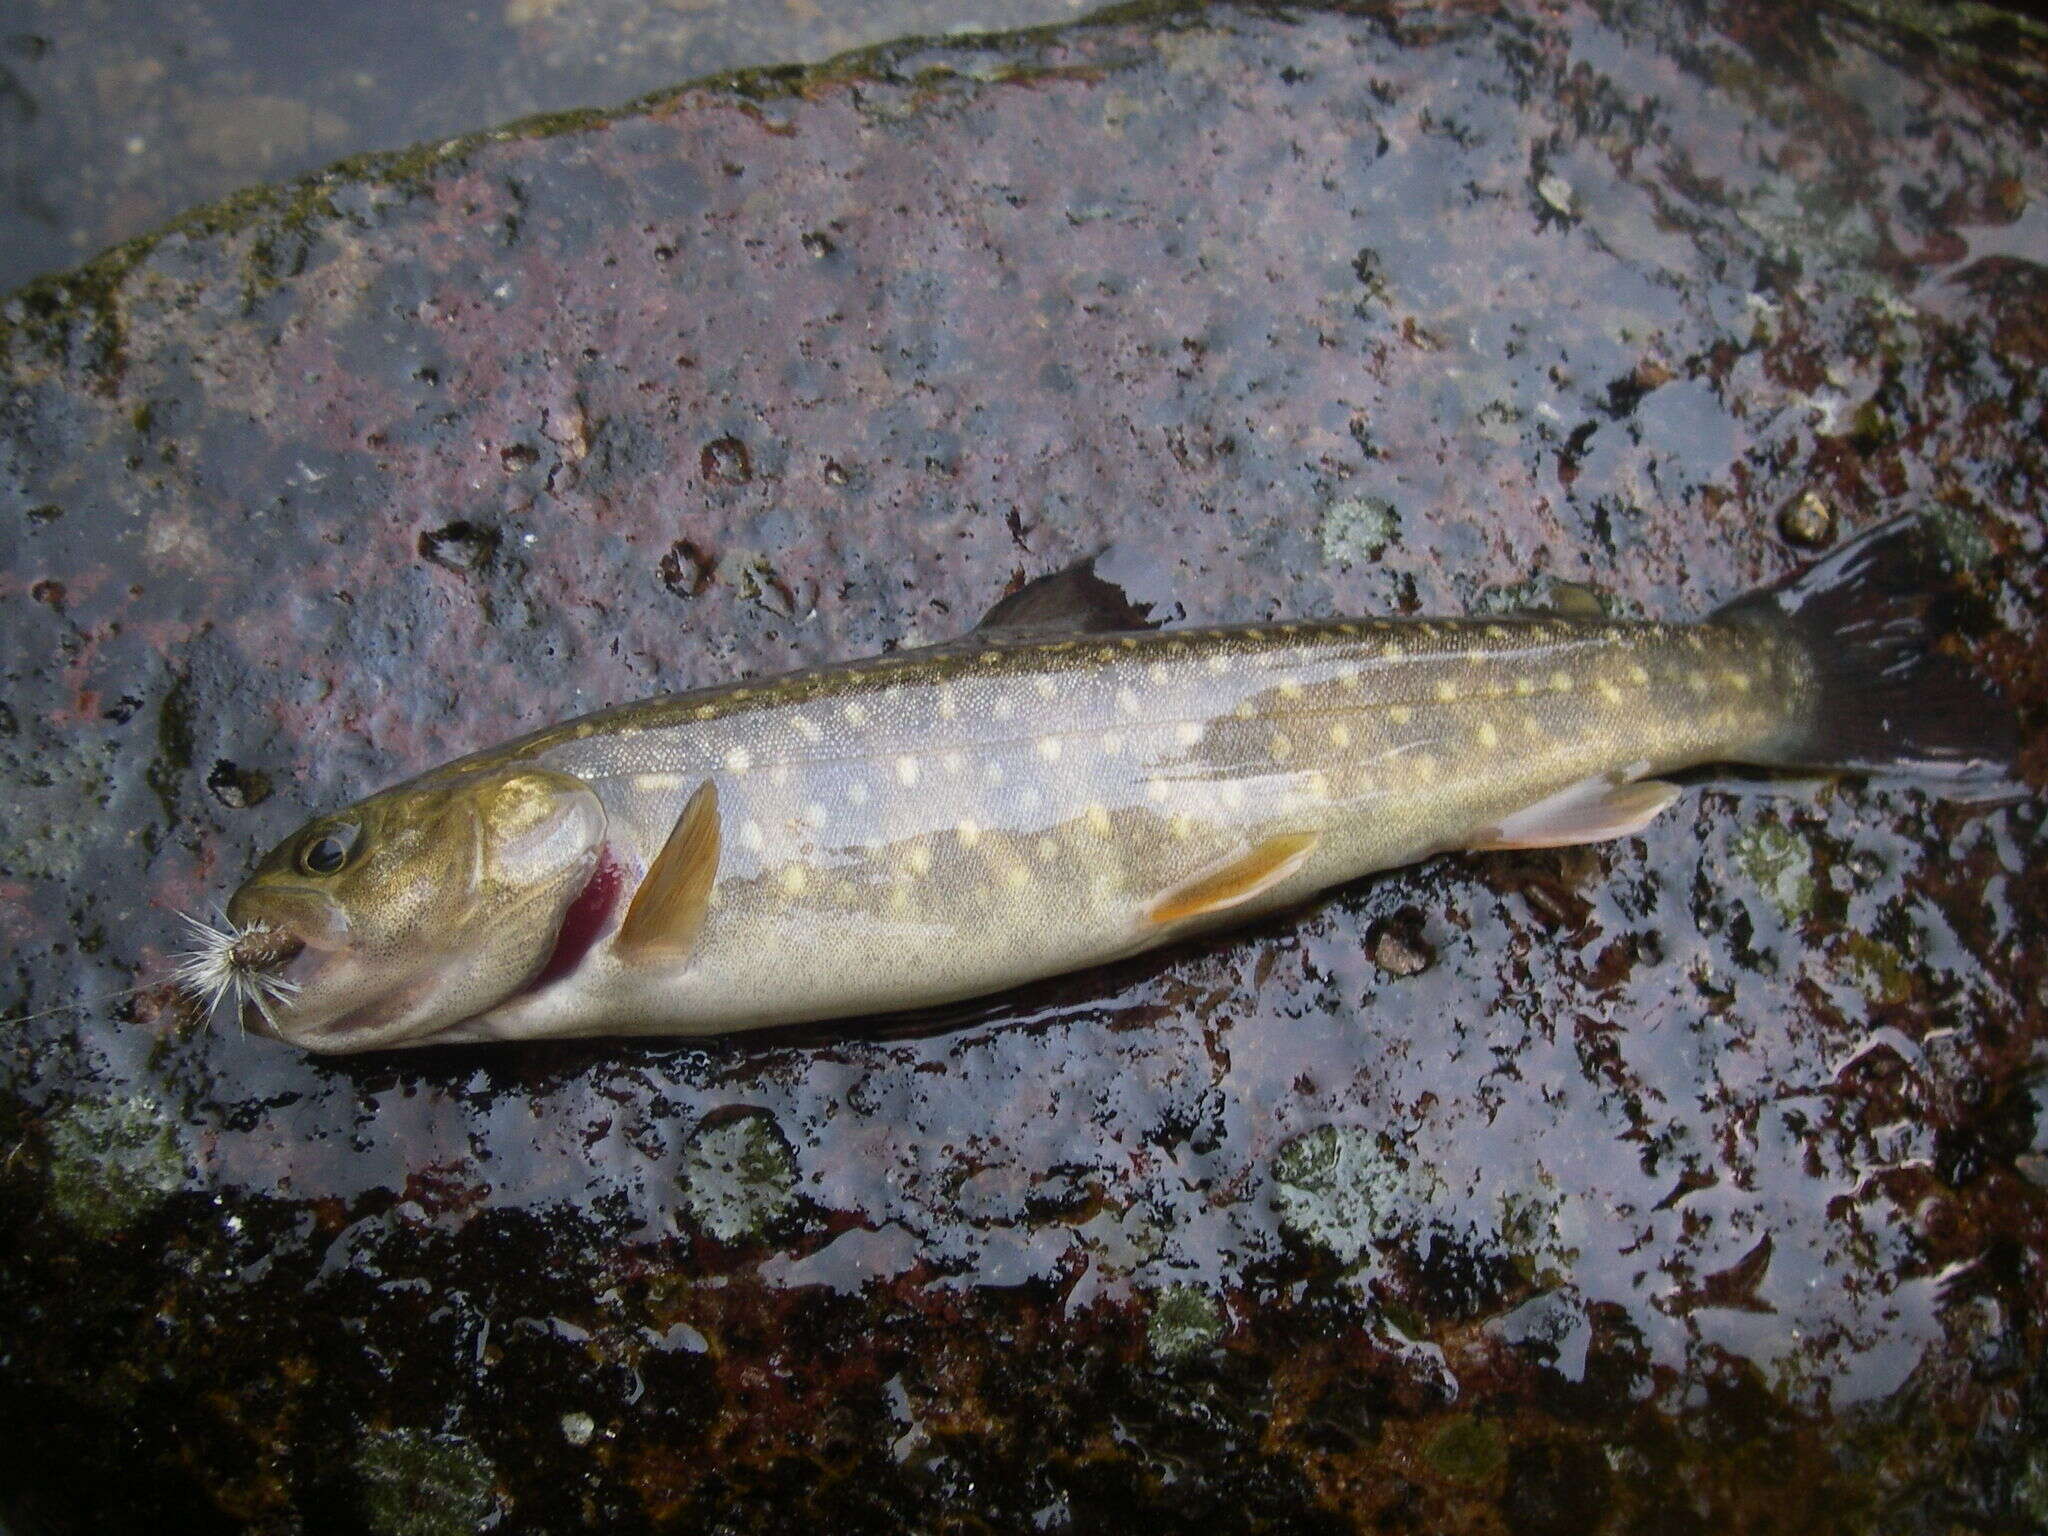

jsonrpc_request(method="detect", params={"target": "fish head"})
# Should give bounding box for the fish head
[225,763,607,1051]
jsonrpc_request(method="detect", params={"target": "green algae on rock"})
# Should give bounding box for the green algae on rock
[41,1094,187,1240]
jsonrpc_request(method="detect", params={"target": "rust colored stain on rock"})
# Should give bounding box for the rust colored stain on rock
[3,2,2047,1531]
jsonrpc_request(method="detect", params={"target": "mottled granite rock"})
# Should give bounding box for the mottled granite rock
[3,2,2046,1531]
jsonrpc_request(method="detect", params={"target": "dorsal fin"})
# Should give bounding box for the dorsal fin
[616,780,721,964]
[973,545,1185,638]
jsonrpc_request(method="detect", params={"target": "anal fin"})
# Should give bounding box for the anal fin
[1147,831,1320,927]
[616,780,721,963]
[1472,778,1682,851]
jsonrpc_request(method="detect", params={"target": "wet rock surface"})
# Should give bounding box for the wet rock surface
[3,1,2047,1530]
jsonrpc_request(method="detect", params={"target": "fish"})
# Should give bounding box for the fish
[185,516,2015,1053]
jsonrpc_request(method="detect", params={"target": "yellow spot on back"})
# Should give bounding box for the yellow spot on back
[1550,671,1573,692]
[1279,678,1304,700]
[1036,837,1059,863]
[780,865,808,897]
[1330,722,1352,749]
[1270,730,1294,762]
[1476,721,1499,749]
[1004,864,1031,890]
[1086,804,1112,836]
[1513,676,1537,697]
[889,886,910,912]
[907,846,932,877]
[1434,680,1459,703]
[1626,662,1650,686]
[1725,671,1752,692]
[1413,753,1438,782]
[695,705,718,720]
[1596,679,1623,705]
[1390,705,1413,725]
[1170,812,1194,839]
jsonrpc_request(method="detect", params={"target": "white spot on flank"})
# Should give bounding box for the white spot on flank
[1175,722,1201,746]
[1279,678,1303,699]
[792,715,823,743]
[770,764,791,787]
[1148,662,1170,684]
[896,755,921,787]
[1037,736,1063,763]
[942,751,965,776]
[1086,804,1112,836]
[847,780,869,806]
[1036,676,1058,699]
[1100,731,1124,756]
[803,802,829,828]
[724,747,754,773]
[957,818,981,848]
[984,761,1005,788]
[1206,654,1231,675]
[740,820,766,852]
[843,701,869,726]
[938,688,958,721]
[632,772,688,793]
[1116,687,1141,718]
[1146,778,1170,803]
[1221,783,1245,811]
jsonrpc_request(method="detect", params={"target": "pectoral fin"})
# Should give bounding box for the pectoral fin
[1471,777,1681,851]
[972,544,1185,638]
[616,780,720,963]
[1147,831,1320,927]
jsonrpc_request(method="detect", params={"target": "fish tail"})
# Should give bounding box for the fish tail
[1713,514,2017,780]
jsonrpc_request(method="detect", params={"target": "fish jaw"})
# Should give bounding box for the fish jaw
[224,767,611,1051]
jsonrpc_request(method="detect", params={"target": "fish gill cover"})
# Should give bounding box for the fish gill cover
[2,1,2047,1531]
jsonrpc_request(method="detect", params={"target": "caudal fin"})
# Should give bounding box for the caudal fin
[1714,514,2017,780]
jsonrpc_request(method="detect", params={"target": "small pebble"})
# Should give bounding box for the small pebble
[1368,913,1434,977]
[560,1411,596,1447]
[1778,490,1836,549]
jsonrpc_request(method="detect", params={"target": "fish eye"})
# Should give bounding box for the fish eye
[298,826,359,877]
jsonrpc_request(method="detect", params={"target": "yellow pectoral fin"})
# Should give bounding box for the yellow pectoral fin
[1147,831,1320,927]
[616,779,721,964]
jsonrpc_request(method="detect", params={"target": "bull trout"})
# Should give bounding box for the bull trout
[181,517,2013,1052]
